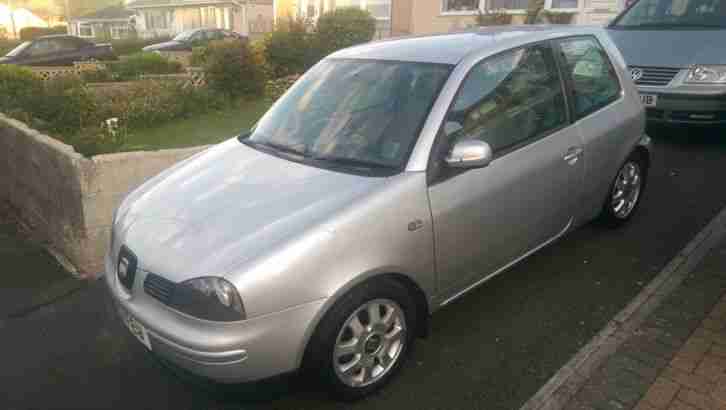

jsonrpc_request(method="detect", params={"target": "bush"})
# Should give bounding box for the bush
[540,10,576,24]
[0,65,42,111]
[107,37,171,56]
[0,63,230,156]
[0,39,23,56]
[263,17,314,78]
[107,52,182,81]
[19,26,67,41]
[203,39,265,98]
[265,75,300,100]
[189,46,209,67]
[476,9,513,25]
[314,7,376,58]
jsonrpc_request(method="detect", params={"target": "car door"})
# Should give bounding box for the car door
[427,43,585,301]
[20,39,58,66]
[54,38,84,65]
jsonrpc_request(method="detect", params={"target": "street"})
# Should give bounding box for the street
[2,127,726,410]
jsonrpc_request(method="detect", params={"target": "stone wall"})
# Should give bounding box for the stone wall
[0,114,207,277]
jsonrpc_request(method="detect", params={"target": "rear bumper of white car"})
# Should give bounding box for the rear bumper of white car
[104,254,326,384]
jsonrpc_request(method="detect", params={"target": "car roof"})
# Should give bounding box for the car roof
[36,34,82,40]
[330,25,606,65]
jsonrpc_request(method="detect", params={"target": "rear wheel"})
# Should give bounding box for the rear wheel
[304,279,417,401]
[599,151,647,227]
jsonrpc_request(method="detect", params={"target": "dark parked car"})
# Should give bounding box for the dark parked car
[142,28,245,52]
[0,35,116,66]
[607,0,726,125]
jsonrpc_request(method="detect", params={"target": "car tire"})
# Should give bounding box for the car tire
[599,151,648,227]
[304,278,417,401]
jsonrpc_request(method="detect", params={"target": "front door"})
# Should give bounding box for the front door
[428,43,585,301]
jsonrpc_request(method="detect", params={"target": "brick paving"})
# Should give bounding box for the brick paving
[566,242,726,410]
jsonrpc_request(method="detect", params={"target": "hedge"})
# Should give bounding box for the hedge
[19,26,68,41]
[0,64,227,156]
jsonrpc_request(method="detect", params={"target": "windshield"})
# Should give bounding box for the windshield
[5,42,31,57]
[244,59,452,171]
[613,0,726,28]
[173,30,197,41]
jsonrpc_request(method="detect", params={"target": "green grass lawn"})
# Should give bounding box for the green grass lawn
[121,98,274,152]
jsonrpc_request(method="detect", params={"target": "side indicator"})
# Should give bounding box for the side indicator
[408,219,423,232]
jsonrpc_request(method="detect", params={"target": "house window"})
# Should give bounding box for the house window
[336,0,392,19]
[78,24,93,37]
[550,0,579,8]
[442,0,481,13]
[366,0,391,19]
[487,0,529,9]
[145,10,169,29]
[110,25,130,39]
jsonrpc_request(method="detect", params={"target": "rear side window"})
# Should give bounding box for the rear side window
[443,44,568,154]
[556,37,621,119]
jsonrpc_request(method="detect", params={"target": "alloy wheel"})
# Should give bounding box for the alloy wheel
[611,161,642,219]
[333,299,406,388]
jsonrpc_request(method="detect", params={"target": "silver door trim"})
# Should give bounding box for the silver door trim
[438,218,573,307]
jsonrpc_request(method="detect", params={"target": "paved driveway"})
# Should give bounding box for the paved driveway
[2,128,726,410]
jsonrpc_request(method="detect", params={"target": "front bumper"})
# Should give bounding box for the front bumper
[640,87,726,125]
[104,255,326,384]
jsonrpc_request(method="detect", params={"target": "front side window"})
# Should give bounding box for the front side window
[442,0,481,13]
[613,0,726,29]
[173,29,197,41]
[245,59,452,170]
[443,44,568,154]
[27,40,57,57]
[556,37,621,119]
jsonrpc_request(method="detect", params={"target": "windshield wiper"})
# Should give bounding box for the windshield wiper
[313,155,398,170]
[617,22,725,29]
[243,140,308,157]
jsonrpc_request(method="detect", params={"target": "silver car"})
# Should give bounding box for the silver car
[106,26,650,400]
[608,0,726,125]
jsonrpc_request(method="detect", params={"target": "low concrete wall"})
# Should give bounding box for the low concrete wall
[0,114,207,276]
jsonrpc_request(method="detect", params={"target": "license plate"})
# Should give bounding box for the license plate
[640,94,657,107]
[120,307,152,350]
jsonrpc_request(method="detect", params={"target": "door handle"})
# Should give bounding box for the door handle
[564,147,584,164]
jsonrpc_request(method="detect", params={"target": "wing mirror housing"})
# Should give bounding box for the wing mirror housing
[444,140,493,169]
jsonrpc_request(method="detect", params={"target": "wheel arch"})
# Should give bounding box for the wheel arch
[295,271,431,370]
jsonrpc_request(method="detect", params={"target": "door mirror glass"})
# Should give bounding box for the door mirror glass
[444,140,493,168]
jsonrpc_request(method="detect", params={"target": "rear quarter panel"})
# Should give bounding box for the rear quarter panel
[575,32,646,224]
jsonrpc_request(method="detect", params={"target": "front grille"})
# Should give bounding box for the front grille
[144,273,175,305]
[630,66,681,87]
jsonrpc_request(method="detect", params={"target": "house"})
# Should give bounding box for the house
[277,0,624,38]
[68,5,136,40]
[126,0,274,39]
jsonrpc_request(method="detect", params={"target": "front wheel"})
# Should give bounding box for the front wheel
[599,152,647,227]
[304,279,417,401]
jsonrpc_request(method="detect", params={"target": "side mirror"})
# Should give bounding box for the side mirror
[444,140,493,169]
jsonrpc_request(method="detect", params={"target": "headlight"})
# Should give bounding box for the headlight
[685,65,726,84]
[170,277,246,322]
